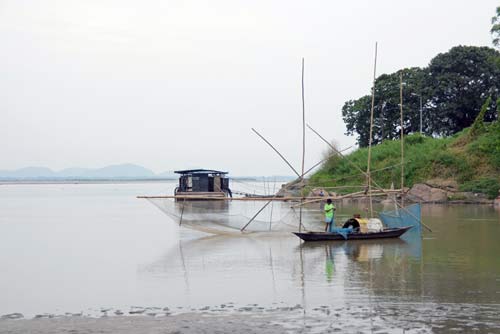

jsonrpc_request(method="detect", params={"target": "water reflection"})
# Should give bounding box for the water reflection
[140,219,500,332]
[142,233,423,309]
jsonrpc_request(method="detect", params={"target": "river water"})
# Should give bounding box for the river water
[0,182,499,332]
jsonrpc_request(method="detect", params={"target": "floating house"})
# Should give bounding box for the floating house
[174,169,232,199]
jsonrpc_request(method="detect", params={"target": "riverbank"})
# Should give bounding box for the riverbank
[278,179,498,205]
[0,313,296,334]
[3,300,500,334]
[303,122,500,203]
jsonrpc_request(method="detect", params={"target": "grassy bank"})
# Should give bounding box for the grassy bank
[310,121,500,199]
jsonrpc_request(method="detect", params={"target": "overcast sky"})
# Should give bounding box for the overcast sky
[0,0,496,176]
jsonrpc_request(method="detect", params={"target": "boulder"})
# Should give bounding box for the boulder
[407,183,448,203]
[425,178,459,192]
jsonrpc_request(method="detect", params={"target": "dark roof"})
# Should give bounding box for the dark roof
[174,169,228,175]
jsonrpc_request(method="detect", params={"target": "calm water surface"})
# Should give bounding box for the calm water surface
[0,182,499,332]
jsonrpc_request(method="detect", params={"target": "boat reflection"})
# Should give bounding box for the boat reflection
[140,232,423,309]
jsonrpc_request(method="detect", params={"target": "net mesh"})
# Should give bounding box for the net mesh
[379,203,422,234]
[146,198,325,234]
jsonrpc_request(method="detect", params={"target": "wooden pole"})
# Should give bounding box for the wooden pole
[179,198,186,226]
[138,195,330,201]
[303,146,352,176]
[400,71,405,207]
[299,58,306,232]
[306,123,432,232]
[240,201,272,232]
[269,178,276,231]
[301,58,306,180]
[366,42,378,218]
[252,128,301,178]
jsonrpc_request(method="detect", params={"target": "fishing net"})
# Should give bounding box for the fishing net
[146,197,325,234]
[379,203,422,234]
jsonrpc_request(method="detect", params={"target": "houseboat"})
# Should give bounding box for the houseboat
[174,169,232,200]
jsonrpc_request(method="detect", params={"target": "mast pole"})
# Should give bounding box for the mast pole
[299,57,306,232]
[301,57,306,181]
[400,71,404,207]
[366,42,378,218]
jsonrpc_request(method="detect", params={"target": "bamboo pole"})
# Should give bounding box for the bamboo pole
[240,201,272,232]
[269,178,276,231]
[290,189,403,208]
[301,57,306,182]
[399,71,405,207]
[138,195,328,201]
[299,58,306,232]
[307,124,432,232]
[251,128,301,178]
[179,198,186,226]
[303,145,353,176]
[366,42,378,218]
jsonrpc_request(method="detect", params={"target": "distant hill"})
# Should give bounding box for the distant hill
[0,164,170,180]
[0,164,295,181]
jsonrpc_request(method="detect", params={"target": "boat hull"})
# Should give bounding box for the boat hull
[293,226,413,242]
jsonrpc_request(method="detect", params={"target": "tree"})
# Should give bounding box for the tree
[424,46,499,135]
[342,46,499,145]
[342,68,427,147]
[492,6,500,48]
[342,95,372,147]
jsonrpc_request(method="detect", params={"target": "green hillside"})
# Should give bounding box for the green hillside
[309,121,500,199]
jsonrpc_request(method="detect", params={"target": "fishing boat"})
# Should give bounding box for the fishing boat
[292,46,428,241]
[293,226,413,242]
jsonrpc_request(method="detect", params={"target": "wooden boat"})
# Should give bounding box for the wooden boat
[293,226,413,242]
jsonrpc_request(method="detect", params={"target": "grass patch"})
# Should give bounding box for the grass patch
[311,122,500,199]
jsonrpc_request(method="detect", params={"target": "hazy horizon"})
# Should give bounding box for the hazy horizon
[1,0,496,176]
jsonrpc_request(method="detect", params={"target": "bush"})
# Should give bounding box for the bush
[460,178,500,199]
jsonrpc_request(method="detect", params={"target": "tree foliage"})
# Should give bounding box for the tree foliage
[492,6,500,48]
[424,46,499,136]
[342,46,500,147]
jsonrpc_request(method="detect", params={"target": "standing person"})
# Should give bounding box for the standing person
[324,199,336,232]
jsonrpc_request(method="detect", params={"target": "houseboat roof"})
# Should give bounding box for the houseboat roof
[174,169,228,175]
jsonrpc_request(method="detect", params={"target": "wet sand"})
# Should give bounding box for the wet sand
[0,311,413,334]
[3,301,500,334]
[1,314,291,334]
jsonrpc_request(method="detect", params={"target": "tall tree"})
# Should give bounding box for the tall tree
[424,46,499,135]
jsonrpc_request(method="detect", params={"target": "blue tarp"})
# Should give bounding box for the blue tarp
[330,227,353,240]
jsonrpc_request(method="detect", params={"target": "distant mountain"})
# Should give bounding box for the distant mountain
[0,164,169,180]
[0,165,295,181]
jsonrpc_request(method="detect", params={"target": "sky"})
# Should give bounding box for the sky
[0,0,497,176]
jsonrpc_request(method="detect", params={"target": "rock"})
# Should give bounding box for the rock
[407,183,448,203]
[425,178,459,192]
[276,178,308,197]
